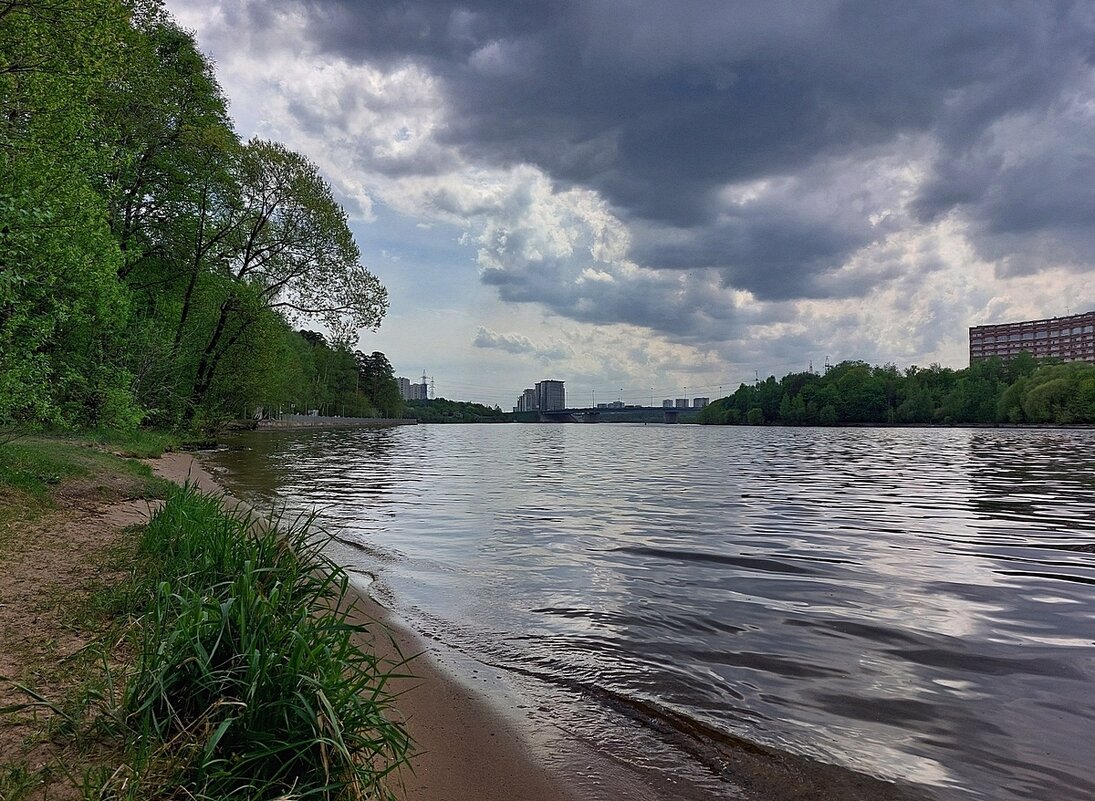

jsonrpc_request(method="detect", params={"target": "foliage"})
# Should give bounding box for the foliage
[406,398,507,423]
[0,0,390,432]
[105,485,411,799]
[266,332,404,419]
[355,351,403,418]
[698,355,1095,426]
[0,474,410,799]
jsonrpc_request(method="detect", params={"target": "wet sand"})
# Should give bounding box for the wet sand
[150,452,580,801]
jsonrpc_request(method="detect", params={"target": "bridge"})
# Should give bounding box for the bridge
[513,406,696,424]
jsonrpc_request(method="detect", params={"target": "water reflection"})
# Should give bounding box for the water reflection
[206,425,1095,801]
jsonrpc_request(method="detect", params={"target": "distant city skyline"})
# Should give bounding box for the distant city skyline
[169,2,1095,407]
[406,306,1095,407]
[396,376,430,402]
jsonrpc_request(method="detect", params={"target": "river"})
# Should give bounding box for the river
[204,424,1095,801]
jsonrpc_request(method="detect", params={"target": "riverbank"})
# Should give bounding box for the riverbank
[3,433,951,801]
[0,437,170,798]
[257,414,417,430]
[0,438,576,800]
[152,452,575,801]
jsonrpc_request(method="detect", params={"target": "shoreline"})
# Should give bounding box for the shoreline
[172,445,943,801]
[256,415,417,430]
[149,452,581,801]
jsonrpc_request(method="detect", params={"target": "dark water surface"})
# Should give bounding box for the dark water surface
[205,425,1095,801]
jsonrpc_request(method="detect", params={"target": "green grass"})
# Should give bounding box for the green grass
[1,437,409,799]
[0,437,155,491]
[0,434,171,521]
[75,428,182,459]
[0,762,51,801]
[81,484,411,800]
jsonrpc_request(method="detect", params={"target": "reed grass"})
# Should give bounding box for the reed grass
[94,484,410,800]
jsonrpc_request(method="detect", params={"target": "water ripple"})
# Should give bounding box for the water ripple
[207,425,1095,801]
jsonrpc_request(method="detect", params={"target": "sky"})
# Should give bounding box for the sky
[165,0,1095,408]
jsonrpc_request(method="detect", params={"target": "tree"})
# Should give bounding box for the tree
[0,0,137,427]
[187,140,388,414]
[1022,377,1073,423]
[355,351,402,417]
[1,1,392,431]
[1007,351,1039,382]
[96,3,234,282]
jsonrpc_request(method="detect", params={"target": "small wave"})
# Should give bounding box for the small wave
[331,533,399,563]
[462,648,935,800]
[613,545,822,575]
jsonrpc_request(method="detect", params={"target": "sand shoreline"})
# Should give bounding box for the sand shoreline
[149,452,580,801]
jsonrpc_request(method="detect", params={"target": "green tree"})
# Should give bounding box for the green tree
[1022,377,1073,423]
[1,1,392,431]
[96,3,234,282]
[0,0,137,427]
[187,141,388,415]
[894,387,934,423]
[355,351,402,417]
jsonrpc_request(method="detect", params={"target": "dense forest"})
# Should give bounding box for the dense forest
[699,355,1095,426]
[1,0,399,431]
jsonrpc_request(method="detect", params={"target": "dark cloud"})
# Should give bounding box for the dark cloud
[478,258,785,345]
[632,204,881,301]
[241,0,1095,323]
[911,98,1095,273]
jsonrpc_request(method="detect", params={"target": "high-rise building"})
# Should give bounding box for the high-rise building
[675,398,689,408]
[515,388,537,412]
[969,310,1095,364]
[662,399,674,408]
[396,377,429,400]
[692,398,710,408]
[535,380,566,411]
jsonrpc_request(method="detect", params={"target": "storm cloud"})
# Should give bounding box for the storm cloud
[176,0,1095,376]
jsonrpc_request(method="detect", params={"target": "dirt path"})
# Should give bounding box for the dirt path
[0,470,160,798]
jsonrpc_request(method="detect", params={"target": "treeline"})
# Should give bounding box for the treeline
[282,334,403,419]
[1,0,392,431]
[405,398,506,423]
[699,355,1095,426]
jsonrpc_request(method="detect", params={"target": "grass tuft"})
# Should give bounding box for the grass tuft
[92,484,411,800]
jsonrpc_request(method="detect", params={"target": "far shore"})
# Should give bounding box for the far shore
[243,414,1095,430]
[256,414,417,430]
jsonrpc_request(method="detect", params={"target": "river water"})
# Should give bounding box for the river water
[205,425,1095,801]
